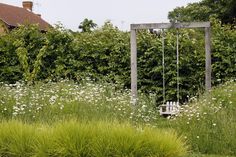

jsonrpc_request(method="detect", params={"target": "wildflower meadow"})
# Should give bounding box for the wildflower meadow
[0,79,236,156]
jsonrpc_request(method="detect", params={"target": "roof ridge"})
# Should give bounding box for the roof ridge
[0,2,26,10]
[0,2,51,30]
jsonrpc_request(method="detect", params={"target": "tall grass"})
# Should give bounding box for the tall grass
[172,80,236,156]
[0,121,36,156]
[0,120,188,157]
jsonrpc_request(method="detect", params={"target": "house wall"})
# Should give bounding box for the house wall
[0,20,8,35]
[0,25,5,34]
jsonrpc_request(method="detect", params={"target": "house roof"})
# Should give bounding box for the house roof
[0,3,50,30]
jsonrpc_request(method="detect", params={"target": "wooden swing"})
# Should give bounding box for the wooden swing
[130,22,211,116]
[159,29,180,116]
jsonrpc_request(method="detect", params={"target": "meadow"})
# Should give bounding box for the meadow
[0,79,235,156]
[173,80,236,156]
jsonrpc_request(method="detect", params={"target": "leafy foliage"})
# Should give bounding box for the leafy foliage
[168,0,236,24]
[211,19,236,84]
[0,19,235,103]
[78,18,97,32]
[0,32,22,83]
[74,21,130,84]
[39,25,76,81]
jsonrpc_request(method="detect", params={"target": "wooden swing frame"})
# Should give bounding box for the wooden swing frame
[130,22,211,105]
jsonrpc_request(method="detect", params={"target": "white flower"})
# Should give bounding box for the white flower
[49,95,57,104]
[60,105,64,110]
[12,112,18,116]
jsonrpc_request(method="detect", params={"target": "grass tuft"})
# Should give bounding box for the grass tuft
[0,120,188,157]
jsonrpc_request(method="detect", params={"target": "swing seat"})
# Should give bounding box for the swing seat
[159,101,180,116]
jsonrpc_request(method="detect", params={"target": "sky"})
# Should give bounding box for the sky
[1,0,202,31]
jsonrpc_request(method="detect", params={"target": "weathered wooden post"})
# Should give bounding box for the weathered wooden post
[130,28,137,105]
[205,27,211,91]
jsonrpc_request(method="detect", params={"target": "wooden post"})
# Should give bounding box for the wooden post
[205,27,211,91]
[130,29,137,105]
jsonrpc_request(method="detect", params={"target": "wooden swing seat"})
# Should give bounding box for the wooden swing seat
[159,101,180,116]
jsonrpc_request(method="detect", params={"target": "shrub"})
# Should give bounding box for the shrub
[0,120,188,157]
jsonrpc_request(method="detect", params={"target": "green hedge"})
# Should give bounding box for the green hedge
[0,19,235,103]
[0,120,188,157]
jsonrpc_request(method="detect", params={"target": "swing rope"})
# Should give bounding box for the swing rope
[161,29,180,105]
[176,29,180,104]
[162,29,165,105]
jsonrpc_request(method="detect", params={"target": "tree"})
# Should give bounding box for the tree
[78,18,97,32]
[168,0,236,24]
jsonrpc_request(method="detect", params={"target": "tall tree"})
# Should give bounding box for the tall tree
[78,18,97,32]
[168,0,236,24]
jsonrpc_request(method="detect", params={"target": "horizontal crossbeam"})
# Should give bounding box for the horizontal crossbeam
[131,22,210,30]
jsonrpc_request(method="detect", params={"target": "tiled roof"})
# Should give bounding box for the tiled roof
[0,3,50,30]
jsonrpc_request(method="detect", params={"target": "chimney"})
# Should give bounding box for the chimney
[22,1,33,11]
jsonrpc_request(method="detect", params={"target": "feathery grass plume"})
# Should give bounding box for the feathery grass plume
[0,120,188,157]
[0,120,36,157]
